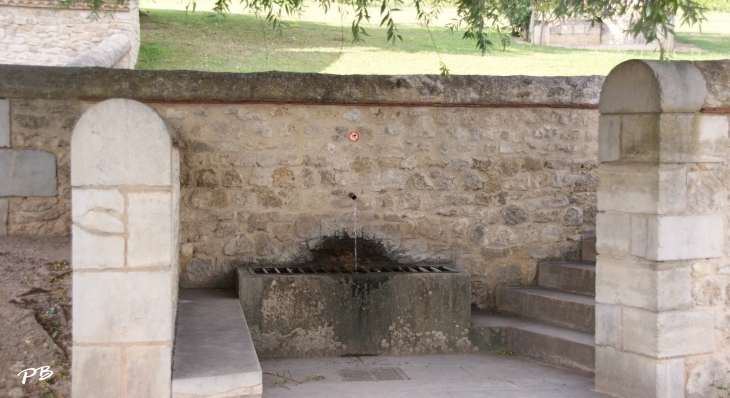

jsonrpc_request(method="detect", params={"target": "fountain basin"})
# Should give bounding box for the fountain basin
[237,264,471,358]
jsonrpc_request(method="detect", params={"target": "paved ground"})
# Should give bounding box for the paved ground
[260,353,611,398]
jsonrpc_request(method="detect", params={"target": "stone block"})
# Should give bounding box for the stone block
[73,270,174,343]
[657,113,727,163]
[612,113,726,163]
[72,188,124,233]
[0,198,6,236]
[128,191,172,268]
[125,344,172,398]
[596,212,629,256]
[622,307,714,358]
[173,290,262,398]
[238,267,471,357]
[581,236,597,262]
[595,346,685,398]
[631,214,724,261]
[72,99,172,187]
[598,163,686,214]
[72,225,125,269]
[598,115,620,162]
[0,99,8,147]
[595,304,621,349]
[600,60,706,114]
[71,345,122,397]
[0,149,57,196]
[596,255,691,312]
[620,113,660,163]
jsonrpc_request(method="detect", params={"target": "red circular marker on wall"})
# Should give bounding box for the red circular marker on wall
[348,131,360,142]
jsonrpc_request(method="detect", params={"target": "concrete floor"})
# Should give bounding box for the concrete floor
[260,353,612,398]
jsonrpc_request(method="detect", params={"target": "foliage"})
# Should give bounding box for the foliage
[696,0,730,12]
[552,0,706,58]
[501,0,532,37]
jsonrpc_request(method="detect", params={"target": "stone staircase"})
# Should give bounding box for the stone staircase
[470,239,597,373]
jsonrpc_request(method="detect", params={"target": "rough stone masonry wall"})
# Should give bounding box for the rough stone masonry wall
[159,102,600,308]
[0,66,603,309]
[0,0,139,67]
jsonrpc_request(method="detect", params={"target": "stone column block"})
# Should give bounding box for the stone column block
[71,345,122,397]
[620,113,660,163]
[656,113,728,163]
[614,113,728,163]
[596,255,691,312]
[595,346,685,398]
[631,214,724,261]
[595,303,622,349]
[0,99,8,148]
[72,225,125,269]
[596,164,687,214]
[595,212,630,256]
[598,115,620,162]
[71,99,172,187]
[128,191,172,268]
[598,164,686,214]
[622,307,714,358]
[124,344,172,398]
[73,270,174,343]
[72,188,125,269]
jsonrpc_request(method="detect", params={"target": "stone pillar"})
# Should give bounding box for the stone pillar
[71,99,180,397]
[595,60,726,397]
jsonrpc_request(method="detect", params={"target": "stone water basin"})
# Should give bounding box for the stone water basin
[237,263,471,358]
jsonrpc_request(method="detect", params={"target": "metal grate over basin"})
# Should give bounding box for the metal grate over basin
[246,265,456,275]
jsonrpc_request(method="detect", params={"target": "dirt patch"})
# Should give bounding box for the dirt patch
[0,236,72,398]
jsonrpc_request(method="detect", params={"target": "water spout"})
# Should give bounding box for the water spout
[350,193,358,272]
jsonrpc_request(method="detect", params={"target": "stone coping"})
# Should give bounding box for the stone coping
[172,289,262,398]
[0,65,605,107]
[0,0,130,11]
[66,34,132,68]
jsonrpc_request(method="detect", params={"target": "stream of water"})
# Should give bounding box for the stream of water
[353,199,358,272]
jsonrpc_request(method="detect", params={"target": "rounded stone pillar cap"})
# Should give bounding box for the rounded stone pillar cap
[599,60,707,114]
[71,98,172,187]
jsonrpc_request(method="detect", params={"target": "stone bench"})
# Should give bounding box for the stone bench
[172,289,262,398]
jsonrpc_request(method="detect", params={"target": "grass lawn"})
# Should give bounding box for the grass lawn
[136,1,730,76]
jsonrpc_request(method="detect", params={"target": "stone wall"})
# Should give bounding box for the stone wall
[159,102,600,307]
[0,0,139,67]
[0,66,604,309]
[531,18,674,50]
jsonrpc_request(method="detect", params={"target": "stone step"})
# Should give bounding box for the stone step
[471,312,595,373]
[538,261,596,296]
[172,289,262,398]
[496,286,595,333]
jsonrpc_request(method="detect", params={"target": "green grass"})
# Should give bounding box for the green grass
[675,10,730,54]
[137,3,730,76]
